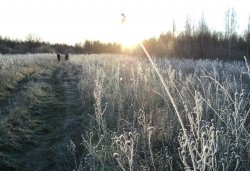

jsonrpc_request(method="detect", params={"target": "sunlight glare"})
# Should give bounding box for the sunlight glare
[118,15,142,48]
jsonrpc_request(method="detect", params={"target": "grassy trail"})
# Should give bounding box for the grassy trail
[0,63,86,171]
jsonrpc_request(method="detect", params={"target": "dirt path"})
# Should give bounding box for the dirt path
[0,63,87,171]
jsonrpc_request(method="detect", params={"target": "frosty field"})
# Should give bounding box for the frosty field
[0,54,249,171]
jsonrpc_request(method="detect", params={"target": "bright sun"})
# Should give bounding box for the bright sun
[119,27,140,48]
[119,36,139,49]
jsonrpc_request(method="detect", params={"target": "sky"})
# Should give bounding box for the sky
[0,0,249,46]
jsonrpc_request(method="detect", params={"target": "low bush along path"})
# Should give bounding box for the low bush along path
[0,63,86,171]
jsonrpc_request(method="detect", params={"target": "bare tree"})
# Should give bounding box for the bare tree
[25,33,42,43]
[172,19,176,37]
[185,16,192,57]
[225,8,237,60]
[198,12,209,58]
[172,19,177,57]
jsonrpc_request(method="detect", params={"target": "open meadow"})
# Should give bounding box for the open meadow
[0,54,249,171]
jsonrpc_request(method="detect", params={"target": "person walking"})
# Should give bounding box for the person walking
[57,53,61,62]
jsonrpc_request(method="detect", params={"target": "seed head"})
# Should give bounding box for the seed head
[115,140,121,145]
[203,146,209,153]
[119,135,125,141]
[216,130,221,136]
[191,140,195,147]
[202,132,207,139]
[210,125,215,132]
[128,132,133,138]
[126,140,131,146]
[147,126,155,132]
[113,153,119,158]
[235,155,240,160]
[181,150,186,156]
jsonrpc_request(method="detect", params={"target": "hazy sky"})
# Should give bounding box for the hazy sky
[0,0,249,46]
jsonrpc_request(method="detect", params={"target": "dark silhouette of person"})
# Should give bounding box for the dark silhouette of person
[65,53,69,61]
[57,53,61,62]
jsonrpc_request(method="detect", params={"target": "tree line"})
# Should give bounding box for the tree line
[132,10,250,60]
[0,35,123,55]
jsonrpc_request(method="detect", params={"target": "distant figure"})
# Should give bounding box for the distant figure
[65,53,69,61]
[57,53,61,62]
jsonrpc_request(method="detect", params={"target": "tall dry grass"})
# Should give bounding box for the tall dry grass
[69,54,250,171]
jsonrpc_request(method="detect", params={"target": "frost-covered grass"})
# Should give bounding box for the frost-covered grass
[0,54,64,170]
[0,54,55,100]
[69,54,250,171]
[0,54,249,170]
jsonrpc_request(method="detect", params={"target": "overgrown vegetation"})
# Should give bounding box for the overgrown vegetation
[0,54,249,170]
[69,54,250,171]
[0,54,90,170]
[0,54,55,100]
